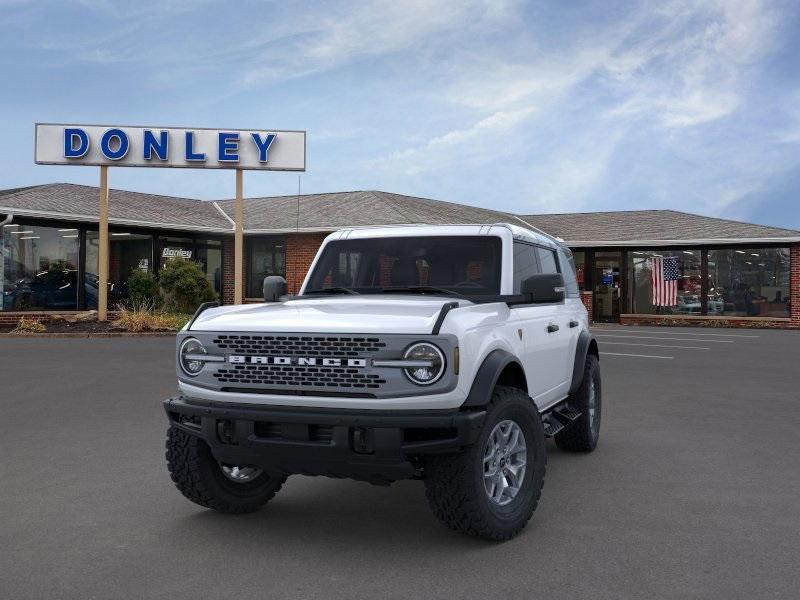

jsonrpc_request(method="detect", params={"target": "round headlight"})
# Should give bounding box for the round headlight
[179,337,207,376]
[403,342,445,385]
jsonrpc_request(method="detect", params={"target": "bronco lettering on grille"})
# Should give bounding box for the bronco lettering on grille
[228,356,368,367]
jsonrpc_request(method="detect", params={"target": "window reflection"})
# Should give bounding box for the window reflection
[247,236,286,297]
[572,251,586,291]
[196,241,222,296]
[707,248,790,317]
[2,224,80,310]
[85,230,153,308]
[629,249,702,315]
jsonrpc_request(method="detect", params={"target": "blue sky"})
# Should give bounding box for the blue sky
[1,0,799,228]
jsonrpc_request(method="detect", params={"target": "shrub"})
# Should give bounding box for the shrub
[113,301,191,332]
[127,269,162,308]
[158,259,216,314]
[159,312,193,331]
[11,316,46,334]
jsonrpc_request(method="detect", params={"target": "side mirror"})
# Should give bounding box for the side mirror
[521,273,565,303]
[263,275,288,302]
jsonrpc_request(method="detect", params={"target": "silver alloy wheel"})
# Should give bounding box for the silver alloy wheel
[483,419,527,506]
[220,464,263,483]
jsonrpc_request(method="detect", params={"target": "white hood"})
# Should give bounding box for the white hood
[189,295,466,334]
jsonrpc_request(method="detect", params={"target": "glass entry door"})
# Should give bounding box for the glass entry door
[593,251,622,322]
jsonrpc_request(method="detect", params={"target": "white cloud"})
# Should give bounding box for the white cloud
[1,0,797,225]
[519,123,628,213]
[238,0,521,88]
[379,106,536,175]
[367,0,793,215]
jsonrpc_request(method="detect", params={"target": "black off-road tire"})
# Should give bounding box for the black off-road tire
[555,354,601,452]
[166,426,286,513]
[423,386,547,541]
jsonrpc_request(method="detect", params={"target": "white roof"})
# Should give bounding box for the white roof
[329,223,560,248]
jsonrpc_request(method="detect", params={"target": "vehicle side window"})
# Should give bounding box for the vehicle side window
[536,247,559,274]
[513,242,540,293]
[558,247,580,298]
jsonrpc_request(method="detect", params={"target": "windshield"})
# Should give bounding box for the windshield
[304,236,502,296]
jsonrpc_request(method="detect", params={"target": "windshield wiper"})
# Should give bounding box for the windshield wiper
[380,285,462,297]
[303,287,359,295]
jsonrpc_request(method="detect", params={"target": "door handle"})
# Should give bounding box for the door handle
[547,323,559,333]
[569,320,579,328]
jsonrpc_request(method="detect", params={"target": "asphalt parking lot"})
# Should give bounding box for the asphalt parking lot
[1,327,799,600]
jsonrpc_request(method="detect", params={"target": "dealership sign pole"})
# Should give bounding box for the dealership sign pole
[35,123,306,320]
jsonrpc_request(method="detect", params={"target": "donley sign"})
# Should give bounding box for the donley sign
[33,122,306,319]
[35,124,306,171]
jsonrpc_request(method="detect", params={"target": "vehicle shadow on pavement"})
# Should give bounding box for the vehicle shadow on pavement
[167,476,545,548]
[159,448,588,550]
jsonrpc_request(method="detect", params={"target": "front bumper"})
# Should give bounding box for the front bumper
[164,396,486,484]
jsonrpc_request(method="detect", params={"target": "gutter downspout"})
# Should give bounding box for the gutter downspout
[0,213,9,299]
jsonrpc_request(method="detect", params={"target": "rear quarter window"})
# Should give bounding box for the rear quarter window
[557,247,580,298]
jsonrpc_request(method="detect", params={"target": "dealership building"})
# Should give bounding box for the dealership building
[1,182,799,328]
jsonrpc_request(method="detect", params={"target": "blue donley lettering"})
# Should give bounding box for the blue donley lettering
[100,128,129,160]
[218,132,239,162]
[143,130,168,160]
[62,128,280,165]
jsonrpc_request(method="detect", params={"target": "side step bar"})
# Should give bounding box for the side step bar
[554,404,581,422]
[542,416,564,437]
[541,401,582,438]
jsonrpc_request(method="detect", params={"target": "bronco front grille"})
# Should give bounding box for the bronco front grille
[211,335,386,358]
[212,364,387,389]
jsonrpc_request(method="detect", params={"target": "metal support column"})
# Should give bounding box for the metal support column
[234,169,244,304]
[98,166,109,321]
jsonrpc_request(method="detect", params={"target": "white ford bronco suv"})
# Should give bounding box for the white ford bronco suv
[164,223,600,540]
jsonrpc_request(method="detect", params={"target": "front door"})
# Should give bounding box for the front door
[593,251,622,322]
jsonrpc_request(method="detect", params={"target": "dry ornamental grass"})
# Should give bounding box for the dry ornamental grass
[113,301,191,332]
[10,317,46,334]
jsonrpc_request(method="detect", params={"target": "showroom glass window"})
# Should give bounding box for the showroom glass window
[628,249,702,314]
[247,236,286,297]
[196,239,223,297]
[1,223,80,310]
[572,251,586,291]
[159,236,195,271]
[707,248,790,318]
[85,230,154,308]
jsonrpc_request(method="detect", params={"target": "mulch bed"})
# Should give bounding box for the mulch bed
[0,318,176,336]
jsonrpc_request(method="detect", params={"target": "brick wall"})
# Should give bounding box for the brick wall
[285,233,327,294]
[221,237,235,305]
[580,291,593,323]
[791,243,800,325]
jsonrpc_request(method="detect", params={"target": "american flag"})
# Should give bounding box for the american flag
[651,256,679,306]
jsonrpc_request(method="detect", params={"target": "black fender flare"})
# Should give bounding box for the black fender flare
[568,330,598,395]
[463,349,523,408]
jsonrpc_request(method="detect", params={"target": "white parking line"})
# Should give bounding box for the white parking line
[602,352,674,359]
[594,334,734,343]
[600,341,710,350]
[592,329,759,339]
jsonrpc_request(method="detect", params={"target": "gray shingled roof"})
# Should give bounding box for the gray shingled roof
[1,183,798,243]
[214,190,517,231]
[517,210,800,245]
[0,183,230,231]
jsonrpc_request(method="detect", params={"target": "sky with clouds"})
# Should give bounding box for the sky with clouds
[1,0,798,228]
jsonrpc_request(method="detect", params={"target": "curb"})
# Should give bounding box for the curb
[0,332,178,338]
